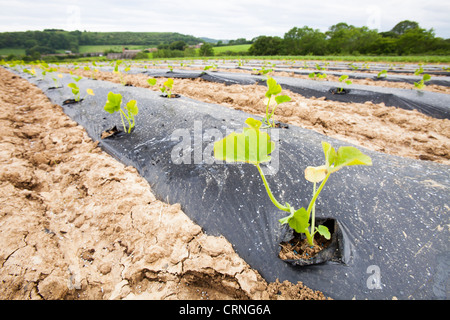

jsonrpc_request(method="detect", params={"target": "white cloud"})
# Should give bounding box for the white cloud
[0,0,448,39]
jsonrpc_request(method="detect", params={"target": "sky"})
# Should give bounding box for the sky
[0,0,449,40]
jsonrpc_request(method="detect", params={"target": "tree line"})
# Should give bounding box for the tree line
[249,21,450,56]
[0,29,203,56]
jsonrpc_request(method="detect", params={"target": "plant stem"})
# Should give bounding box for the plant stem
[306,172,331,217]
[256,163,290,212]
[310,181,317,241]
[265,97,273,127]
[119,109,131,133]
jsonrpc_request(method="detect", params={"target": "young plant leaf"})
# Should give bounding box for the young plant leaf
[104,92,122,114]
[332,146,373,172]
[164,78,174,89]
[214,118,275,164]
[279,207,310,235]
[322,141,336,168]
[147,78,157,86]
[265,77,282,98]
[305,165,328,183]
[125,100,138,116]
[275,95,291,105]
[316,225,331,239]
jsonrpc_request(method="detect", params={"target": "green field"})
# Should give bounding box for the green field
[0,48,26,56]
[212,44,251,54]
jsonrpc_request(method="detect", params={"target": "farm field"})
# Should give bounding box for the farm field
[0,57,449,301]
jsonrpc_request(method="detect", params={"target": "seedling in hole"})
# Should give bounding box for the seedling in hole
[104,92,139,134]
[337,75,352,93]
[413,66,431,89]
[51,73,63,88]
[263,77,291,128]
[113,60,131,85]
[377,70,388,79]
[213,119,372,247]
[147,77,175,98]
[204,63,217,71]
[414,74,431,90]
[253,65,273,76]
[67,83,94,102]
[309,64,327,79]
[309,71,327,80]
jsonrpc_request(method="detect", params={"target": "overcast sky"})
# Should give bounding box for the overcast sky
[0,0,449,40]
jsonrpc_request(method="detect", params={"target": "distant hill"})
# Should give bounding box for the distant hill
[200,37,219,44]
[0,30,203,54]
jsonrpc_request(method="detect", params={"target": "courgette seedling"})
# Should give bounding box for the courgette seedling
[213,118,372,247]
[67,83,94,102]
[309,64,327,80]
[263,77,291,128]
[337,75,352,93]
[147,77,175,98]
[51,73,63,88]
[377,70,388,79]
[104,91,138,134]
[413,67,431,90]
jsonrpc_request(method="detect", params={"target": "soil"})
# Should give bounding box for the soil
[279,235,331,261]
[0,67,331,300]
[59,66,450,165]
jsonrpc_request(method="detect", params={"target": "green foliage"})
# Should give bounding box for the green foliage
[67,82,94,102]
[248,36,284,56]
[377,70,388,78]
[263,77,291,127]
[214,121,372,246]
[199,43,214,57]
[338,75,352,92]
[104,91,138,133]
[147,77,175,98]
[247,20,449,56]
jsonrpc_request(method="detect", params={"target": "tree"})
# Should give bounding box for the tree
[169,40,186,51]
[391,20,419,36]
[199,43,214,56]
[248,36,283,55]
[283,26,328,55]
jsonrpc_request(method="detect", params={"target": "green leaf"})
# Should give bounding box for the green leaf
[339,75,349,82]
[345,80,352,85]
[104,92,122,114]
[332,146,372,172]
[67,83,78,90]
[275,95,291,105]
[265,77,282,98]
[316,225,331,239]
[125,100,138,116]
[423,74,431,82]
[147,78,157,86]
[244,118,262,130]
[286,207,310,234]
[213,120,275,164]
[322,141,336,168]
[164,78,174,89]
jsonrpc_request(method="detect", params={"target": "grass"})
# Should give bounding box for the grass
[212,44,251,54]
[0,48,26,56]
